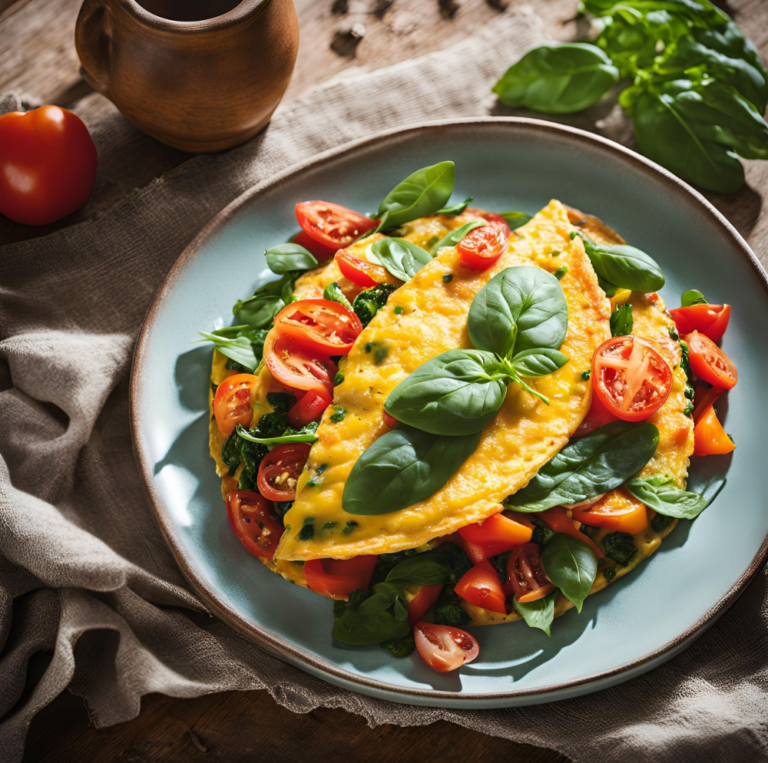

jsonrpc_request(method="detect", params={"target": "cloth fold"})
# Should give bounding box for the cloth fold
[0,9,766,762]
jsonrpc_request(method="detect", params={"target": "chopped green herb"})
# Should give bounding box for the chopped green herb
[266,392,294,412]
[433,603,471,627]
[394,305,403,315]
[443,273,453,283]
[364,341,373,353]
[603,531,637,566]
[427,235,440,247]
[334,371,345,385]
[553,265,569,280]
[668,326,680,341]
[322,521,338,530]
[581,369,591,381]
[210,380,218,395]
[551,249,561,256]
[570,231,577,240]
[380,632,416,658]
[297,518,315,541]
[603,566,616,581]
[342,521,359,535]
[330,406,347,423]
[374,344,389,364]
[651,512,674,533]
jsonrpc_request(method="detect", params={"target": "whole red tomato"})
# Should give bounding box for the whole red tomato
[0,105,97,225]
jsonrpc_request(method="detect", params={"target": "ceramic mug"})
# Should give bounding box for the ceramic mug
[75,0,299,152]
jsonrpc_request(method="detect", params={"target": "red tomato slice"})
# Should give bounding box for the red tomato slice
[458,512,532,549]
[685,331,738,390]
[295,200,378,249]
[288,388,332,430]
[572,489,648,535]
[257,443,311,502]
[413,622,479,673]
[274,298,363,357]
[574,390,619,437]
[505,543,553,602]
[670,303,730,342]
[444,533,509,565]
[304,556,378,600]
[335,249,400,288]
[477,211,512,236]
[692,384,724,425]
[289,230,337,262]
[383,410,398,428]
[694,405,735,456]
[407,584,444,627]
[592,336,673,422]
[457,224,509,270]
[226,490,283,560]
[264,329,337,396]
[454,560,507,615]
[213,373,257,438]
[539,507,604,559]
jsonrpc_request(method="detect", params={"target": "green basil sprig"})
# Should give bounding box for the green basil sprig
[368,238,432,281]
[436,197,473,215]
[507,421,660,512]
[323,281,353,311]
[541,533,598,613]
[236,422,319,446]
[625,474,712,519]
[610,303,634,336]
[513,590,558,635]
[342,427,481,515]
[499,211,532,230]
[681,289,707,306]
[430,220,487,255]
[264,243,319,274]
[196,329,262,371]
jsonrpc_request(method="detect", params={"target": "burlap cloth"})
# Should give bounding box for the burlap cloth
[1,9,766,762]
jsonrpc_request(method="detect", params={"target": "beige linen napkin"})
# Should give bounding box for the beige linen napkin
[1,9,766,762]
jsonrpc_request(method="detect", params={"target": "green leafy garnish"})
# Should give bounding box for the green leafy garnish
[323,281,353,310]
[499,211,532,230]
[513,590,558,635]
[625,474,714,519]
[429,220,486,255]
[541,533,598,613]
[264,243,318,273]
[610,303,634,336]
[368,237,432,281]
[681,289,708,306]
[435,196,473,215]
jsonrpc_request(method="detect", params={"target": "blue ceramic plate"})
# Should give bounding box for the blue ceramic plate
[131,118,768,708]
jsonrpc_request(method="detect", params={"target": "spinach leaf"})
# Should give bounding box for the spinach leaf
[323,281,353,311]
[610,303,634,336]
[332,584,410,646]
[541,533,598,613]
[429,220,487,255]
[236,422,319,446]
[436,197,473,215]
[233,293,284,328]
[264,243,318,274]
[625,474,711,519]
[681,288,707,306]
[375,162,455,231]
[603,531,637,565]
[385,551,454,586]
[468,266,568,359]
[509,348,569,378]
[576,233,665,292]
[196,331,259,371]
[499,211,532,230]
[343,428,481,515]
[493,43,619,114]
[368,238,432,281]
[384,349,508,436]
[353,284,398,327]
[513,589,558,635]
[380,632,415,657]
[507,421,659,511]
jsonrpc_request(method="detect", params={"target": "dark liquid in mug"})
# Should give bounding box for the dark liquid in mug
[137,0,242,21]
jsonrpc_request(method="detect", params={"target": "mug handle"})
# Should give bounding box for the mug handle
[75,0,113,96]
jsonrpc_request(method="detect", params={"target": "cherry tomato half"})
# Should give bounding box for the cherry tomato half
[304,555,378,600]
[0,105,97,226]
[670,303,731,343]
[335,249,400,288]
[264,329,337,396]
[457,224,509,270]
[572,488,648,535]
[288,388,332,430]
[295,200,378,249]
[477,211,512,236]
[257,443,311,502]
[458,512,532,549]
[538,507,604,559]
[505,543,554,603]
[693,405,735,456]
[454,560,507,615]
[592,336,673,422]
[226,490,283,560]
[289,230,337,262]
[692,384,724,425]
[274,298,363,357]
[406,584,444,627]
[213,373,257,438]
[413,622,479,673]
[685,331,738,390]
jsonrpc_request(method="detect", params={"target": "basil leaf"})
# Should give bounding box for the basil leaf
[499,211,532,231]
[577,234,665,292]
[541,533,597,613]
[681,289,707,307]
[368,238,431,281]
[510,348,568,378]
[429,220,487,255]
[385,552,454,586]
[493,43,619,114]
[376,162,455,231]
[384,349,507,436]
[507,421,659,512]
[332,584,410,646]
[513,590,558,635]
[625,475,711,519]
[436,196,473,215]
[323,281,353,311]
[343,428,481,515]
[583,0,723,23]
[236,423,318,446]
[233,293,284,328]
[468,266,568,359]
[610,303,634,336]
[196,331,259,371]
[265,244,319,274]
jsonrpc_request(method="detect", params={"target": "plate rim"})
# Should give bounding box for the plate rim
[130,116,768,705]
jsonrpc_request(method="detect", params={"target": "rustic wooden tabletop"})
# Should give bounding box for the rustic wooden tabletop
[2,0,767,760]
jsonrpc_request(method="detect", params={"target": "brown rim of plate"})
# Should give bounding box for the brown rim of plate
[130,117,768,704]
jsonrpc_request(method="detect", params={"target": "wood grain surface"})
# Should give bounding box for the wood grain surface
[2,0,767,761]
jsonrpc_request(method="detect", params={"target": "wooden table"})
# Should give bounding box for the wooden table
[2,0,766,760]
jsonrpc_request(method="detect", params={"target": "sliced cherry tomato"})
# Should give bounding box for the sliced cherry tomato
[574,390,619,437]
[477,211,512,236]
[295,200,377,249]
[457,224,509,270]
[685,331,738,390]
[458,512,532,549]
[413,622,479,673]
[264,329,337,396]
[289,230,337,262]
[213,373,256,438]
[335,249,399,288]
[692,384,724,425]
[226,490,283,560]
[670,303,731,342]
[288,388,332,430]
[274,298,363,356]
[257,443,311,502]
[454,560,507,615]
[592,336,673,422]
[383,410,398,428]
[539,507,604,559]
[694,405,735,456]
[304,555,378,600]
[572,488,648,535]
[505,543,553,602]
[407,584,444,627]
[444,533,509,565]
